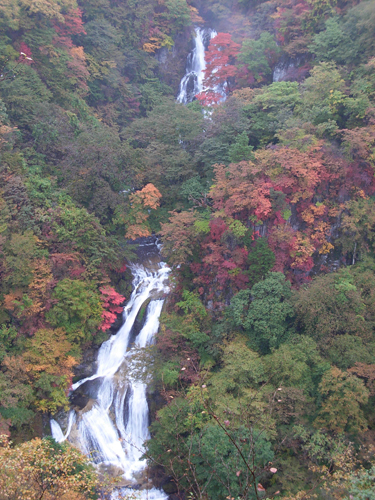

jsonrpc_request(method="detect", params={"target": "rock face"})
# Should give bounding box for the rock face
[272,55,311,82]
[73,346,99,381]
[156,29,194,94]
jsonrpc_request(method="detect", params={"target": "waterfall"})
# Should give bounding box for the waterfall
[51,242,170,499]
[177,27,228,107]
[177,27,217,104]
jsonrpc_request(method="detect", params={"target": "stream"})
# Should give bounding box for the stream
[51,239,170,499]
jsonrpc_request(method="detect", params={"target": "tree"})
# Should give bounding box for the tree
[238,32,281,83]
[163,0,191,34]
[46,279,103,345]
[189,424,274,500]
[228,131,254,163]
[210,162,273,221]
[23,328,77,413]
[202,33,240,91]
[51,200,122,275]
[0,65,52,127]
[315,367,369,434]
[309,18,347,64]
[0,435,99,500]
[160,210,200,267]
[230,272,294,353]
[327,335,375,370]
[124,183,162,239]
[146,392,275,500]
[99,286,125,331]
[338,198,375,261]
[292,269,372,347]
[0,356,35,429]
[246,238,275,286]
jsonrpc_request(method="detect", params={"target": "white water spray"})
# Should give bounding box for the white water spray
[51,251,170,498]
[177,27,217,104]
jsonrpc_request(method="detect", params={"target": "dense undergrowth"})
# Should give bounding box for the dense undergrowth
[1,0,375,498]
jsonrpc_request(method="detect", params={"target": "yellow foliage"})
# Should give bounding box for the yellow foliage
[291,233,315,269]
[319,241,334,254]
[24,328,78,377]
[0,435,100,500]
[143,37,164,53]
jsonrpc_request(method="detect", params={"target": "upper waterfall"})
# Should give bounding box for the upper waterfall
[177,27,217,104]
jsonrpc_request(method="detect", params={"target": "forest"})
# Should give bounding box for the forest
[1,0,375,498]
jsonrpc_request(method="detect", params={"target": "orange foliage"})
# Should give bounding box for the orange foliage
[210,162,273,221]
[130,183,162,210]
[189,6,204,24]
[3,291,22,311]
[125,183,162,240]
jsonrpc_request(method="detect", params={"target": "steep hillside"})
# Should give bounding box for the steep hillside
[1,0,375,498]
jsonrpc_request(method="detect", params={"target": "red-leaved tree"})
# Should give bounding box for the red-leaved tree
[196,33,240,105]
[99,287,126,331]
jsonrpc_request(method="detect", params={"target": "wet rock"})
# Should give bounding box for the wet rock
[51,407,70,434]
[66,422,81,449]
[73,346,98,381]
[79,398,96,414]
[70,390,90,410]
[98,463,127,480]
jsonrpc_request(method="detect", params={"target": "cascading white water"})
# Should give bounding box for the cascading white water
[51,246,170,499]
[177,27,217,104]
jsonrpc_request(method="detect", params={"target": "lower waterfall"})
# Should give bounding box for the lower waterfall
[51,240,170,499]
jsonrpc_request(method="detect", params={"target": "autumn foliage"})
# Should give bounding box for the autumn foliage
[196,33,240,105]
[0,435,99,500]
[99,286,126,331]
[125,183,162,239]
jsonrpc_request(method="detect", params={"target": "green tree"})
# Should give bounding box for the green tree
[230,272,294,353]
[190,425,274,500]
[238,32,281,83]
[46,279,103,345]
[264,336,325,395]
[164,0,191,34]
[346,465,375,500]
[241,81,301,147]
[327,335,375,370]
[228,131,254,163]
[309,18,347,64]
[0,356,35,429]
[246,238,275,286]
[0,65,52,127]
[292,269,372,349]
[3,231,41,290]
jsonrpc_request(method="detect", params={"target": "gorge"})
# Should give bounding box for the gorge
[1,0,375,498]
